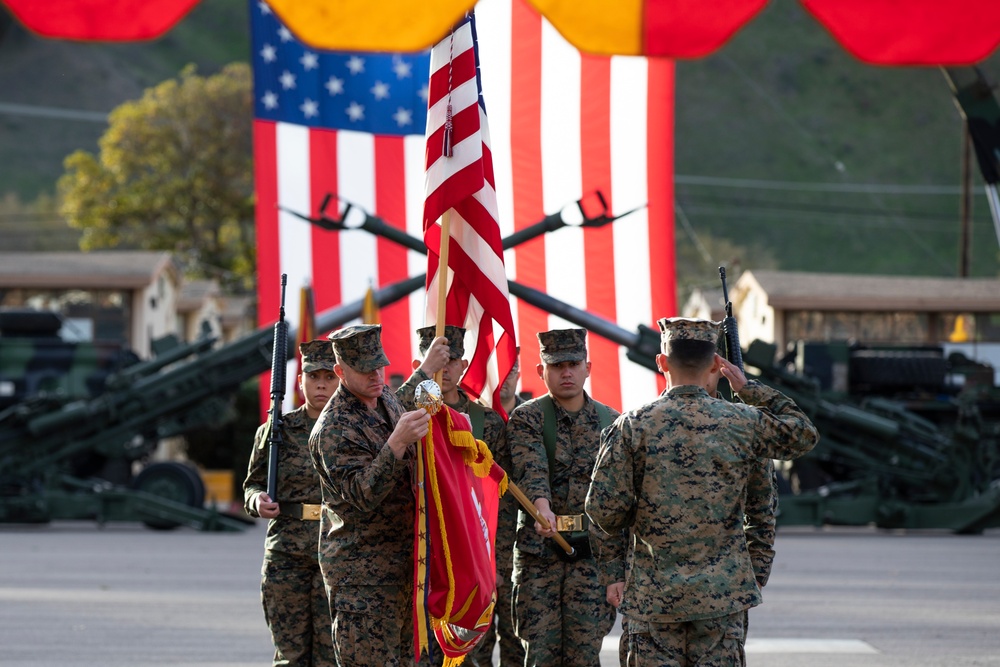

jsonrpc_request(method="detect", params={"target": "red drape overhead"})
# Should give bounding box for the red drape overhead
[801,0,1000,66]
[2,0,999,64]
[642,0,768,58]
[2,0,200,42]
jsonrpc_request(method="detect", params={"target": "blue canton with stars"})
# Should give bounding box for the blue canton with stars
[250,0,430,136]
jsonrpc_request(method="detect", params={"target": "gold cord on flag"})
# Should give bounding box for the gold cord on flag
[443,27,455,158]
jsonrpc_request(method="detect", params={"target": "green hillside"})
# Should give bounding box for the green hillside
[674,1,1000,283]
[0,0,997,283]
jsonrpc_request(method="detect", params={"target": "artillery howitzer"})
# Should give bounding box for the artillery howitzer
[0,278,421,532]
[741,339,1000,534]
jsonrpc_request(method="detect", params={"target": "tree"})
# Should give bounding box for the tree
[674,219,777,303]
[58,63,255,291]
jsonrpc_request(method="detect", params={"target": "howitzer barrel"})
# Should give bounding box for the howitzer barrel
[501,212,567,251]
[106,334,217,388]
[356,211,426,254]
[315,275,425,334]
[506,281,659,371]
[26,398,110,437]
[817,400,900,439]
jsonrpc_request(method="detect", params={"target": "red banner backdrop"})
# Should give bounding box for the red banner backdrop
[5,0,999,63]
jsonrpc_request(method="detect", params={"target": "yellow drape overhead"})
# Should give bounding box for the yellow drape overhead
[264,0,477,53]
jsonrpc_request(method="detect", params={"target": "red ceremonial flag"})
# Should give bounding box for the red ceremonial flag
[414,406,506,664]
[423,12,517,415]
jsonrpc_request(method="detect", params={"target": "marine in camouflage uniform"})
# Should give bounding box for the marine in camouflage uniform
[585,318,818,667]
[398,326,522,667]
[309,325,433,667]
[508,328,619,667]
[243,339,338,667]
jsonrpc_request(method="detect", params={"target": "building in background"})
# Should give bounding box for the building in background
[728,269,1000,384]
[0,251,255,356]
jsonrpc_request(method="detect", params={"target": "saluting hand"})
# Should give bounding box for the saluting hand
[717,355,748,393]
[387,409,432,459]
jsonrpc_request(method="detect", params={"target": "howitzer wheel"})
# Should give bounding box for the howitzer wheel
[131,462,206,530]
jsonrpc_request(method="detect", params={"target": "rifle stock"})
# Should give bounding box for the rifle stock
[265,274,288,501]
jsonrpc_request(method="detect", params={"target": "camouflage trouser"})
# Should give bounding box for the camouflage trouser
[465,515,525,667]
[261,552,334,667]
[741,609,750,667]
[621,612,745,667]
[328,584,415,667]
[512,551,616,667]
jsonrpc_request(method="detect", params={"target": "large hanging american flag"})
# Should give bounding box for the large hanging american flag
[251,0,675,413]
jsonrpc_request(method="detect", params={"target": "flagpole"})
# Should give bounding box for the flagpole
[433,209,452,386]
[505,479,577,557]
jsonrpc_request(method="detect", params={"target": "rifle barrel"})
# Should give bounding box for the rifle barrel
[266,275,288,500]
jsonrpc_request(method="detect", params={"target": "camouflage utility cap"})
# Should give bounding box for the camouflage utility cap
[328,324,390,372]
[537,328,588,364]
[299,339,336,373]
[657,317,721,346]
[416,325,466,359]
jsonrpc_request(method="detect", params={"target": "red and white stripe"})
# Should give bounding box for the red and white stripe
[254,0,676,414]
[254,123,427,411]
[475,0,675,410]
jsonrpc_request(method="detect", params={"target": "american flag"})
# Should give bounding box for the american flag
[251,0,431,407]
[251,0,675,413]
[423,13,516,412]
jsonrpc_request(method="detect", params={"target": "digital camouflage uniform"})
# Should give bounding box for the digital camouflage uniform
[585,318,818,667]
[508,329,619,667]
[744,458,777,589]
[243,340,336,667]
[742,456,777,644]
[398,326,523,667]
[309,325,416,667]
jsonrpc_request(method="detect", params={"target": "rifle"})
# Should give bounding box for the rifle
[719,267,744,400]
[265,274,288,501]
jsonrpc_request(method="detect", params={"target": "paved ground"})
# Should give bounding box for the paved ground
[1,520,998,666]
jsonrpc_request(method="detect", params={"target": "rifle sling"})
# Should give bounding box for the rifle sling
[465,401,486,441]
[538,394,613,482]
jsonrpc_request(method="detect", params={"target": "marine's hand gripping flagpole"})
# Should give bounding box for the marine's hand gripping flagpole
[505,481,577,556]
